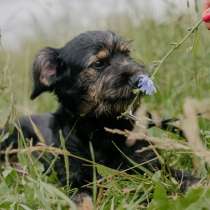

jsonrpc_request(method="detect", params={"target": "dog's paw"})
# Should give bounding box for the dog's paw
[72,192,94,210]
[180,176,200,192]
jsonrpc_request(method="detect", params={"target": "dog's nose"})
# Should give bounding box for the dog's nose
[129,75,140,88]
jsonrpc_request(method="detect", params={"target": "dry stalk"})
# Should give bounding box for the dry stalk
[182,98,210,164]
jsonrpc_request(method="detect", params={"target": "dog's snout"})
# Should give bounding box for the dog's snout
[129,74,140,88]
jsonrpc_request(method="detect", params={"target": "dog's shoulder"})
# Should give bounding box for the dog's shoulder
[17,113,60,146]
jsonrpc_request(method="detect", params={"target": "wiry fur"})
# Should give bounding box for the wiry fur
[0,31,198,194]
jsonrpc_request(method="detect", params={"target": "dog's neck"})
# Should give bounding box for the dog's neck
[54,105,134,131]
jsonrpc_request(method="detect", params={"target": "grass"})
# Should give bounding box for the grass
[1,9,210,210]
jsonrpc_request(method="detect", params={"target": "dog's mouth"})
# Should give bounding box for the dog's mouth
[93,85,142,116]
[117,85,142,106]
[117,88,138,102]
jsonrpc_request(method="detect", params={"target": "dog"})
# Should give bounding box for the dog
[0,31,198,194]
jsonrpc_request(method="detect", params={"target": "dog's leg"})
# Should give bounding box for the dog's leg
[121,140,161,173]
[123,140,199,191]
[169,168,200,192]
[72,192,93,210]
[0,114,57,158]
[55,135,95,192]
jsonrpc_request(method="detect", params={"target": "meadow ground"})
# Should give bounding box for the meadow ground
[1,12,210,209]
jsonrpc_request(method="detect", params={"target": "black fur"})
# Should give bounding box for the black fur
[0,31,198,193]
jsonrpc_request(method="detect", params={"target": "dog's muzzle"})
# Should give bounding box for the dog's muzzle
[129,74,143,88]
[129,74,157,96]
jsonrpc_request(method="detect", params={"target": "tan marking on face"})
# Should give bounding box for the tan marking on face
[87,55,97,67]
[79,68,97,81]
[86,84,97,102]
[86,49,109,67]
[78,68,99,114]
[115,41,131,54]
[96,48,109,60]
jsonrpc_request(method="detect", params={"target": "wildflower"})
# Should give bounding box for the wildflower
[137,75,157,96]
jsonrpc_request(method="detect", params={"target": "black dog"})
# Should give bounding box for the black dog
[0,31,198,193]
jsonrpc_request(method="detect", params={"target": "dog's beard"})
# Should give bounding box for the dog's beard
[93,86,141,116]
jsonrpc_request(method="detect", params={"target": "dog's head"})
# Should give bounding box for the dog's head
[31,31,147,116]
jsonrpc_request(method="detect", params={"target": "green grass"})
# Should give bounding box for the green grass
[1,13,210,209]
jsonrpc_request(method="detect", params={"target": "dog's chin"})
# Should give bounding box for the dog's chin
[114,91,142,114]
[94,93,141,117]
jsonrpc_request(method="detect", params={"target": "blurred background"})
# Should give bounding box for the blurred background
[0,0,209,124]
[0,0,199,50]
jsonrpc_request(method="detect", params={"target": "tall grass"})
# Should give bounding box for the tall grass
[1,9,210,209]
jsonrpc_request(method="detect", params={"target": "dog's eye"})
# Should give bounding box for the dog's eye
[92,60,107,70]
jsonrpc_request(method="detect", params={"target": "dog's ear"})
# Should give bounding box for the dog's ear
[30,47,62,100]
